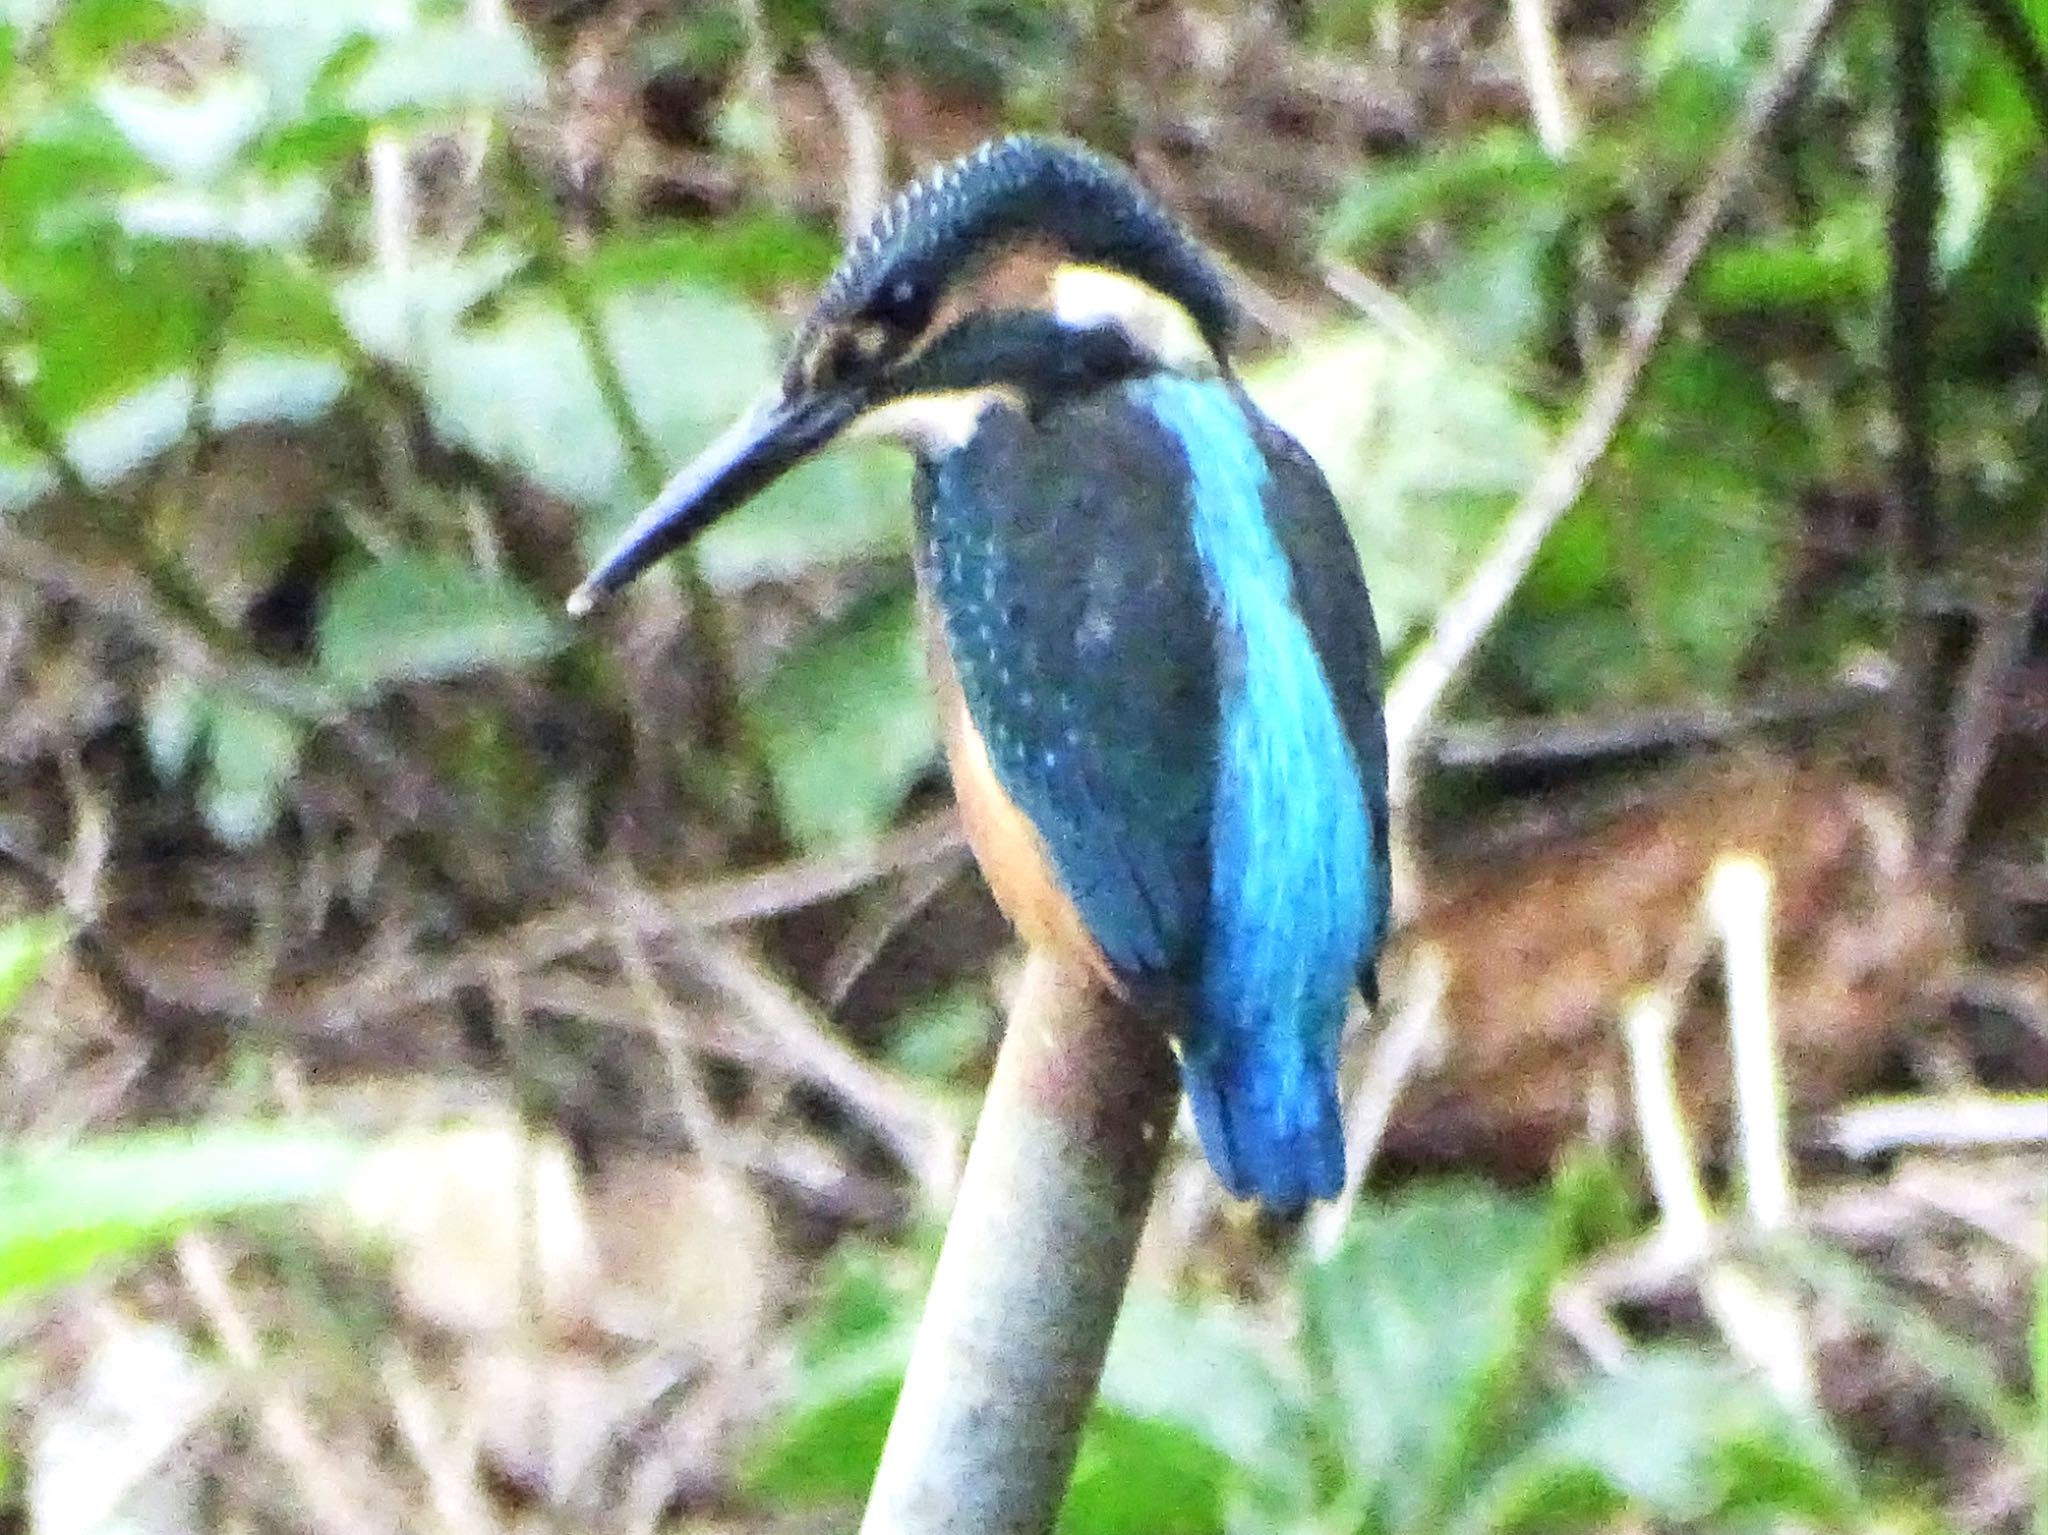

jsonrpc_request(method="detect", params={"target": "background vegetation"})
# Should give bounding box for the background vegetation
[0,0,2044,1530]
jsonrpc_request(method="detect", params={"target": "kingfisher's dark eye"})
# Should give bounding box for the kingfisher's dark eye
[870,276,934,338]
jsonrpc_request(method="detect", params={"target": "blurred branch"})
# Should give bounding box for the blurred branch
[308,809,962,1029]
[1886,0,1944,849]
[0,364,99,506]
[859,955,1177,1535]
[681,929,958,1199]
[1309,943,1448,1259]
[502,147,778,832]
[1963,0,2048,130]
[1930,0,2048,872]
[0,324,289,665]
[504,153,667,496]
[1931,507,2048,870]
[1705,855,1812,1407]
[1422,669,1891,774]
[808,44,887,236]
[1828,1094,2048,1157]
[0,521,327,715]
[1382,0,1843,803]
[1510,0,1578,155]
[178,1235,402,1535]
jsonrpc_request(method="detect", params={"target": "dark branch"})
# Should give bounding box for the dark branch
[1886,0,1943,850]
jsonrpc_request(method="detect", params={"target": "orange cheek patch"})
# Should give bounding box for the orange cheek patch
[919,235,1072,343]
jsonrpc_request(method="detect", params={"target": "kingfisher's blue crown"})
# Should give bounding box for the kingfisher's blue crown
[795,136,1238,374]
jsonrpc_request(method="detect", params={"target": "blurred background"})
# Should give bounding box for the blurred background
[1,0,2045,1530]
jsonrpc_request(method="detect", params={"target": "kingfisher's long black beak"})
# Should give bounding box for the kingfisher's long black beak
[567,386,863,615]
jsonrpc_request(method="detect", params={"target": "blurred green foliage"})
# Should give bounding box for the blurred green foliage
[9,0,2045,858]
[0,919,358,1304]
[3,0,2047,1527]
[751,1183,1863,1534]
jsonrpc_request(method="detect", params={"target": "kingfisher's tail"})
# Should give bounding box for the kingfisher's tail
[1179,1029,1345,1214]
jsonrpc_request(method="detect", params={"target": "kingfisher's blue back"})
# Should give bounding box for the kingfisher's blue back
[921,372,1390,1212]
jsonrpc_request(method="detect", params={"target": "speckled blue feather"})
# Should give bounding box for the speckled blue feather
[1137,376,1376,1210]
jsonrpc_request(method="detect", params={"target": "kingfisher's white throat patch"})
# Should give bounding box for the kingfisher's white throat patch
[1051,264,1214,373]
[848,385,1021,453]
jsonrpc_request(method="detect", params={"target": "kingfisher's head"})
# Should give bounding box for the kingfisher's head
[569,135,1235,613]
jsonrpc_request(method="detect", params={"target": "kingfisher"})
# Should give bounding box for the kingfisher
[570,136,1390,1212]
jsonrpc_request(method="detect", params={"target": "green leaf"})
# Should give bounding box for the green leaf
[1501,343,1793,707]
[745,1335,904,1506]
[61,353,345,486]
[1247,326,1543,650]
[115,172,327,246]
[317,553,563,696]
[63,374,192,484]
[584,220,841,297]
[1302,1185,1575,1532]
[343,19,545,117]
[1323,128,1560,258]
[0,1127,359,1302]
[1061,1412,1234,1535]
[0,914,68,1019]
[694,445,912,588]
[883,986,995,1081]
[1098,1293,1308,1506]
[200,689,303,846]
[747,1277,1280,1534]
[1645,0,1785,82]
[94,74,269,181]
[744,1244,924,1507]
[333,244,528,362]
[748,588,938,850]
[414,284,773,511]
[23,0,178,70]
[1456,1350,1858,1534]
[1700,204,1885,312]
[143,670,207,778]
[205,352,348,430]
[5,240,205,423]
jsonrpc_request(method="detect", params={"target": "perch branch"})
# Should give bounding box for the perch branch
[859,954,1178,1535]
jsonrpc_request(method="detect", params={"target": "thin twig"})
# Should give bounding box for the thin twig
[1382,0,1843,799]
[1623,990,1713,1255]
[302,810,962,1033]
[1309,943,1448,1259]
[1424,671,1890,772]
[682,929,958,1199]
[1887,0,1944,847]
[807,44,887,236]
[1930,508,2048,870]
[381,1351,497,1535]
[1704,854,1813,1406]
[1510,0,1578,155]
[1707,857,1792,1230]
[0,361,97,505]
[1828,1094,2048,1157]
[177,1236,402,1535]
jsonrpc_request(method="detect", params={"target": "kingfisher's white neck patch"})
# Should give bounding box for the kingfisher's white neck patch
[1051,263,1216,373]
[847,385,1020,454]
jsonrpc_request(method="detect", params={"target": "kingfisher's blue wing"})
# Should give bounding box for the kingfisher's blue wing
[1246,404,1394,984]
[920,390,1218,982]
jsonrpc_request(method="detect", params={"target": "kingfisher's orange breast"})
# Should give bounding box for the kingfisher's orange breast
[924,613,1116,989]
